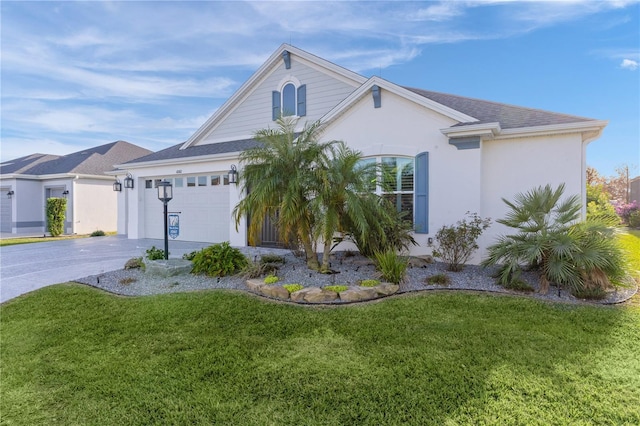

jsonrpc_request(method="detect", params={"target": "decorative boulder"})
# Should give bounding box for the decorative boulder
[259,284,290,300]
[292,287,339,303]
[245,279,265,292]
[339,286,378,303]
[375,283,399,296]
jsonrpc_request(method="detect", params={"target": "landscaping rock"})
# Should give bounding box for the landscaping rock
[245,279,265,292]
[408,256,433,267]
[144,259,192,277]
[294,287,339,303]
[260,284,290,299]
[375,283,399,296]
[339,286,378,302]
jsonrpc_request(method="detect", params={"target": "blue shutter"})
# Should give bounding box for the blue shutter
[272,91,281,121]
[414,152,429,234]
[297,84,306,117]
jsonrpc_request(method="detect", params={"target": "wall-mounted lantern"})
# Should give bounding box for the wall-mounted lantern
[228,165,238,185]
[124,172,134,189]
[62,190,69,198]
[113,178,122,192]
[7,190,14,199]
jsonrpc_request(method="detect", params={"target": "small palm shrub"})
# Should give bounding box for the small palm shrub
[90,230,106,237]
[191,242,248,277]
[482,184,628,295]
[145,246,167,260]
[283,283,304,293]
[264,275,279,284]
[374,249,408,285]
[324,285,348,293]
[503,278,534,292]
[359,279,380,287]
[426,273,450,286]
[431,212,491,272]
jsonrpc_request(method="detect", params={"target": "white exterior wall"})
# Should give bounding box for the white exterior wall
[322,89,483,257]
[73,179,118,234]
[200,58,358,144]
[478,133,586,260]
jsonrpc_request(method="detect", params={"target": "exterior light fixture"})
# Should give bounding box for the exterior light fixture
[228,164,238,185]
[156,180,173,260]
[113,178,122,192]
[62,190,69,198]
[7,190,14,199]
[124,172,134,189]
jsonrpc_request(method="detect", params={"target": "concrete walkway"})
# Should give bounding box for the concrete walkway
[0,235,211,303]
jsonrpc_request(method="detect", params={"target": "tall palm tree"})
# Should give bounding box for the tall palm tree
[311,144,386,272]
[233,117,337,270]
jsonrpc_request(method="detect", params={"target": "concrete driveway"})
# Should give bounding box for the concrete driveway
[0,235,211,303]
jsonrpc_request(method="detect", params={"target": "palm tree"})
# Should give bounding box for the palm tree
[481,183,627,294]
[233,117,337,271]
[311,143,387,272]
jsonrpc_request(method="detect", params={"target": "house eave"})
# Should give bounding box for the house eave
[441,122,501,138]
[112,152,241,172]
[494,120,608,141]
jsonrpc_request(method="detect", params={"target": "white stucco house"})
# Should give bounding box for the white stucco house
[114,44,606,262]
[0,141,152,235]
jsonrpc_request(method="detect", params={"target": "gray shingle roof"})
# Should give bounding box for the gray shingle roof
[120,138,262,166]
[404,87,595,129]
[0,141,153,176]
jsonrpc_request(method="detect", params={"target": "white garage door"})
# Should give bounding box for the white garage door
[0,191,12,233]
[143,176,230,243]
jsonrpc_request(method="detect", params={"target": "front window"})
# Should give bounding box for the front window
[282,83,296,116]
[363,156,414,223]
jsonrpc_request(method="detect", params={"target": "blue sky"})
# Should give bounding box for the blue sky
[1,1,638,177]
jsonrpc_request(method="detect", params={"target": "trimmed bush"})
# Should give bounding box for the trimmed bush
[145,246,167,260]
[90,230,106,237]
[431,212,491,272]
[191,242,248,277]
[46,198,67,237]
[426,273,450,286]
[260,254,285,264]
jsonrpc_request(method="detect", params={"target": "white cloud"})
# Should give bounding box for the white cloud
[621,59,639,70]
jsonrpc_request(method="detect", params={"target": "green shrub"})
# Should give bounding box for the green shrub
[46,198,67,237]
[359,279,380,287]
[482,184,628,295]
[324,285,348,293]
[260,254,285,264]
[503,279,534,292]
[264,274,279,284]
[374,249,408,285]
[629,211,640,229]
[191,242,248,277]
[182,250,199,261]
[431,212,491,272]
[90,230,105,237]
[240,260,279,279]
[124,257,144,270]
[426,273,450,286]
[145,246,167,260]
[283,283,304,293]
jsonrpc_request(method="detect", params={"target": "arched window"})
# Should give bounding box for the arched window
[272,83,306,120]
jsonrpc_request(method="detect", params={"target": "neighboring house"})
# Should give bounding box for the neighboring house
[114,44,606,262]
[0,141,152,235]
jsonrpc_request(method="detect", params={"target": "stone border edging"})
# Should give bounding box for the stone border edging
[246,279,399,303]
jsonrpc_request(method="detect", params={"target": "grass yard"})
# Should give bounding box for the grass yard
[0,232,115,247]
[2,285,639,425]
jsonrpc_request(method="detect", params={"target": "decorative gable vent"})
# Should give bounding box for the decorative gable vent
[282,50,291,69]
[372,85,381,108]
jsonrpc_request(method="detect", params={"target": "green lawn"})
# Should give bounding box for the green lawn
[0,232,115,247]
[2,286,638,425]
[620,229,640,277]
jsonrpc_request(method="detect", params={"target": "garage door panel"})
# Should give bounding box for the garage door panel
[143,185,230,243]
